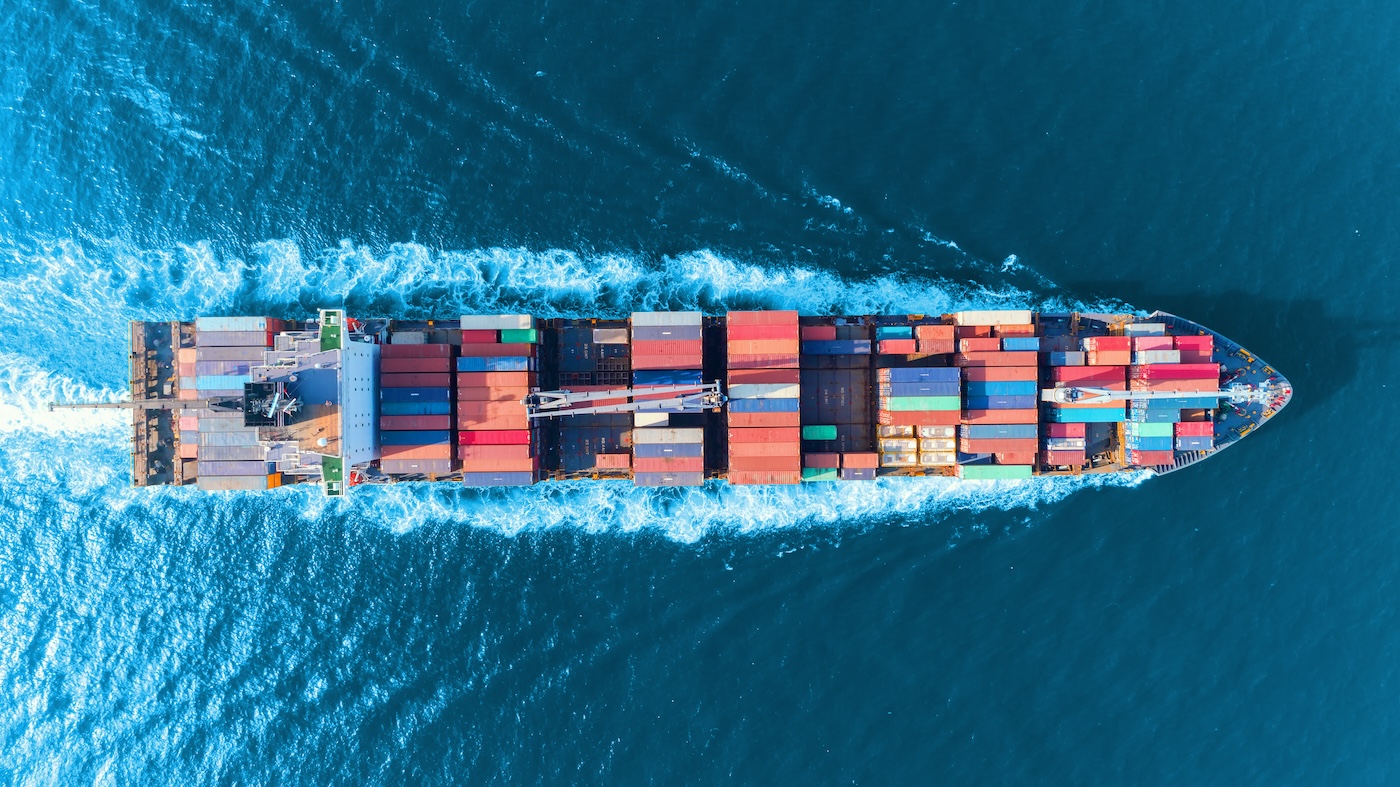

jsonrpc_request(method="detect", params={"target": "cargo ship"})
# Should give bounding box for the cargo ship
[72,309,1291,494]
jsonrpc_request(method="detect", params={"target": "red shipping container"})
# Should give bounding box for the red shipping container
[954,351,1039,367]
[381,415,452,430]
[955,325,994,339]
[730,442,800,457]
[381,373,452,388]
[380,344,453,358]
[382,357,452,373]
[727,470,801,485]
[460,457,538,472]
[459,343,536,357]
[879,410,961,426]
[1173,335,1214,362]
[994,324,1037,337]
[961,438,1038,454]
[457,386,530,402]
[1051,366,1127,384]
[459,329,499,343]
[841,452,880,469]
[1081,336,1131,351]
[1131,363,1219,380]
[632,339,704,356]
[1044,422,1087,438]
[1128,450,1175,466]
[1042,449,1087,465]
[459,445,532,461]
[958,337,1002,352]
[381,444,453,460]
[729,455,801,472]
[803,453,840,468]
[1174,421,1214,437]
[878,339,918,354]
[1128,379,1219,393]
[727,411,802,428]
[800,325,838,341]
[459,430,532,445]
[962,409,1039,424]
[1133,336,1175,351]
[727,339,800,355]
[1086,350,1132,366]
[728,324,799,341]
[595,453,631,469]
[457,372,534,387]
[960,366,1039,382]
[632,355,705,370]
[634,456,705,473]
[727,427,801,443]
[728,310,799,326]
[726,354,801,369]
[727,368,801,385]
[994,452,1037,465]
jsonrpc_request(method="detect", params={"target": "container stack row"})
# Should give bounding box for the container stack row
[800,319,876,480]
[876,366,960,469]
[631,312,705,486]
[1124,324,1220,466]
[952,311,1037,480]
[455,315,537,485]
[557,323,632,474]
[380,342,455,476]
[727,311,801,485]
[188,317,279,490]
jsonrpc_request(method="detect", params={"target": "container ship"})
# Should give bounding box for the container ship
[79,309,1291,494]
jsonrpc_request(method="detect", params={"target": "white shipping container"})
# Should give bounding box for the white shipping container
[633,412,670,427]
[460,314,533,330]
[389,331,426,344]
[1123,322,1167,336]
[726,383,800,399]
[198,431,261,447]
[879,452,918,467]
[631,311,703,327]
[196,475,270,491]
[1133,350,1181,364]
[877,425,916,438]
[953,309,1034,326]
[1044,437,1087,450]
[917,425,957,439]
[918,452,957,466]
[632,427,705,444]
[878,437,918,453]
[920,438,957,452]
[593,328,630,344]
[198,416,251,432]
[196,316,269,332]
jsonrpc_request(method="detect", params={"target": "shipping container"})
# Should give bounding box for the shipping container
[726,324,798,341]
[877,425,915,438]
[878,367,960,383]
[1042,450,1087,466]
[177,347,197,363]
[195,374,252,390]
[879,452,918,467]
[594,453,631,469]
[957,464,1033,480]
[633,311,703,327]
[633,471,705,486]
[455,372,534,388]
[196,445,266,462]
[381,458,456,475]
[1000,337,1041,351]
[964,380,1037,397]
[961,366,1039,382]
[802,453,841,468]
[1174,421,1214,437]
[634,412,670,427]
[729,427,802,443]
[1123,323,1166,336]
[459,343,537,358]
[953,310,1034,326]
[633,369,704,386]
[1133,336,1175,352]
[459,329,499,343]
[727,368,801,385]
[456,356,532,372]
[995,324,1037,337]
[877,339,918,354]
[726,310,798,325]
[955,325,994,339]
[500,328,539,344]
[960,438,1038,454]
[962,408,1040,425]
[727,470,802,485]
[1050,366,1127,384]
[197,431,260,447]
[193,361,249,376]
[458,445,533,462]
[881,395,960,411]
[462,471,536,486]
[197,460,271,476]
[965,395,1037,410]
[1079,336,1132,351]
[632,355,705,371]
[459,456,538,473]
[1127,450,1175,466]
[728,383,800,400]
[381,343,454,358]
[1047,351,1086,366]
[878,381,960,397]
[634,456,705,473]
[801,425,839,441]
[1173,334,1215,363]
[801,467,839,481]
[959,337,1002,352]
[1130,363,1220,380]
[632,427,704,444]
[880,410,962,426]
[1132,350,1182,365]
[381,373,452,388]
[841,452,880,468]
[1128,379,1220,393]
[194,345,266,362]
[1046,407,1125,423]
[726,354,801,369]
[381,430,453,446]
[729,456,802,472]
[592,327,629,344]
[382,387,452,402]
[1043,437,1087,451]
[729,398,800,413]
[838,467,877,481]
[801,325,838,341]
[197,475,271,491]
[800,340,872,355]
[382,357,453,374]
[1125,422,1175,437]
[460,314,533,330]
[1044,422,1087,438]
[389,331,426,345]
[634,443,704,459]
[954,351,1039,367]
[960,423,1038,439]
[918,425,957,439]
[727,411,802,428]
[381,415,453,431]
[1175,435,1215,451]
[1086,350,1132,366]
[875,326,913,340]
[195,330,273,347]
[916,340,956,354]
[456,386,530,403]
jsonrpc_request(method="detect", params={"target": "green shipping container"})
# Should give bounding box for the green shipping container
[1125,421,1174,437]
[802,425,838,441]
[958,464,1034,480]
[801,467,838,481]
[499,328,539,344]
[883,395,961,411]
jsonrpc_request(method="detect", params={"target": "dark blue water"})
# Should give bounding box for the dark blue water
[2,0,1398,783]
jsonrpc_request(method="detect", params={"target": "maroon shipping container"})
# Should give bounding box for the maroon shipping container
[381,357,453,374]
[725,354,801,369]
[1042,449,1086,466]
[802,453,840,469]
[727,310,799,325]
[727,427,801,443]
[1044,422,1087,438]
[380,344,453,358]
[381,373,452,388]
[380,415,452,430]
[800,325,838,341]
[634,456,705,473]
[727,368,801,385]
[1130,363,1220,380]
[955,325,994,339]
[960,438,1038,453]
[1174,421,1214,436]
[459,329,499,343]
[459,342,537,357]
[727,324,799,341]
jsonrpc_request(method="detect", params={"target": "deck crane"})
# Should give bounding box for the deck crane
[1042,380,1291,408]
[49,397,244,412]
[522,382,726,419]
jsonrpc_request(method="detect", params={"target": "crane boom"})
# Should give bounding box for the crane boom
[523,382,726,419]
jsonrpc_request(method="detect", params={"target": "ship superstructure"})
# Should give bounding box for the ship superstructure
[86,309,1290,493]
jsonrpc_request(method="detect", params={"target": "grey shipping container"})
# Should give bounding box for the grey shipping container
[462,471,536,486]
[197,460,272,476]
[390,331,426,344]
[630,311,702,327]
[592,328,629,344]
[196,330,270,347]
[197,445,268,462]
[381,458,455,475]
[633,471,704,487]
[195,360,252,376]
[632,427,705,444]
[839,468,877,481]
[633,442,704,458]
[199,417,252,432]
[195,346,268,362]
[196,475,270,491]
[198,430,261,447]
[633,325,702,341]
[195,316,270,332]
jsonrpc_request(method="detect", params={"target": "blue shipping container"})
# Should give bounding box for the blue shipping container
[1130,396,1220,410]
[1001,337,1041,351]
[456,356,532,372]
[462,472,535,487]
[964,380,1037,397]
[886,381,961,397]
[633,369,705,386]
[1175,436,1215,451]
[1128,408,1181,424]
[965,395,1037,410]
[959,424,1038,439]
[802,340,872,356]
[195,374,252,390]
[884,367,961,383]
[381,387,452,402]
[633,443,704,458]
[1048,407,1126,423]
[379,430,453,446]
[875,326,913,339]
[839,467,877,481]
[1048,351,1086,366]
[728,398,800,413]
[380,401,453,416]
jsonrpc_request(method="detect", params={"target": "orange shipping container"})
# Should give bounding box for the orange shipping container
[456,372,535,387]
[1087,350,1132,366]
[382,444,454,460]
[634,456,704,473]
[841,452,880,469]
[961,366,1039,382]
[729,442,800,457]
[994,324,1037,337]
[728,455,801,472]
[727,368,801,385]
[878,410,961,426]
[954,351,1039,367]
[961,409,1039,424]
[459,445,532,461]
[727,427,801,443]
[727,470,801,485]
[915,324,955,342]
[727,310,799,326]
[178,362,196,377]
[456,386,531,402]
[178,443,198,459]
[727,411,801,428]
[177,348,197,363]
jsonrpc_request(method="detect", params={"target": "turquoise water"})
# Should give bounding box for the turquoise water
[2,0,1398,783]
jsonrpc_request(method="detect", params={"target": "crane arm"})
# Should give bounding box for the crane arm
[524,383,726,419]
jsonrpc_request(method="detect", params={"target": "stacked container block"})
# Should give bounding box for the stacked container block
[191,317,276,489]
[1122,322,1221,467]
[631,312,705,486]
[557,324,632,474]
[727,311,800,484]
[799,319,875,480]
[379,342,456,476]
[876,367,960,467]
[953,314,1039,472]
[455,315,536,485]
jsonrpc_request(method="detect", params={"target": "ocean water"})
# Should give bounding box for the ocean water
[2,0,1398,783]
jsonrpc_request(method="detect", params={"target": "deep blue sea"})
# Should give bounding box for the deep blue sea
[2,0,1398,783]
